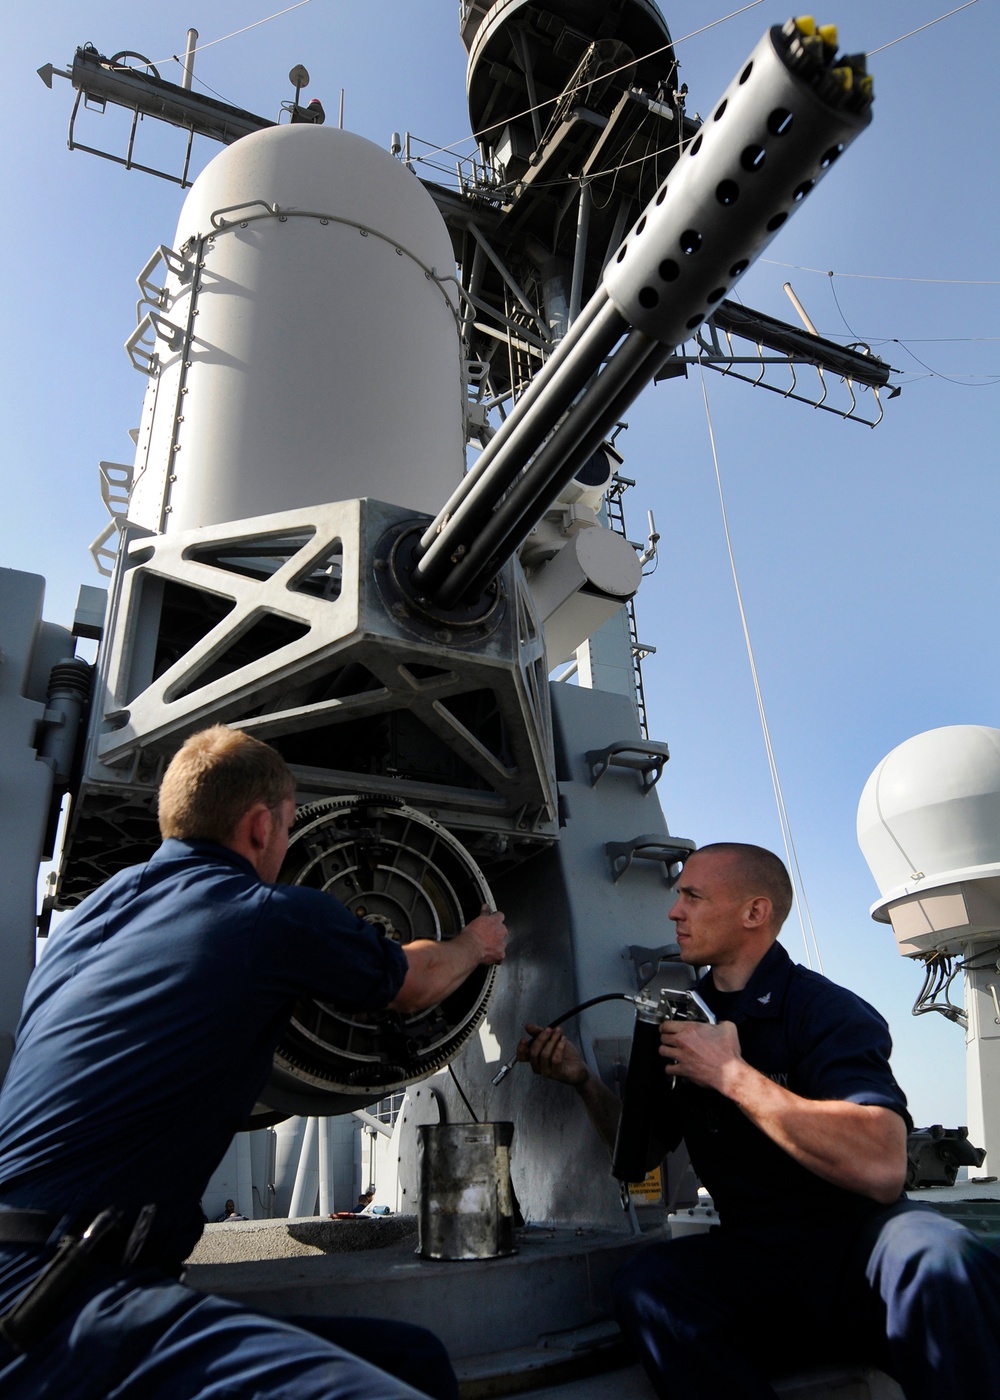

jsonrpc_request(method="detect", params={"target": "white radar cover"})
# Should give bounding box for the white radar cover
[858,725,1000,912]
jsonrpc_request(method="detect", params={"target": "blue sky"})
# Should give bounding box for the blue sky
[4,1,998,1128]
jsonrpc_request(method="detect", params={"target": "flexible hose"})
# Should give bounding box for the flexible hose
[490,992,634,1086]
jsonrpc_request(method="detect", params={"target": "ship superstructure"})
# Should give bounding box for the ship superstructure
[10,9,984,1399]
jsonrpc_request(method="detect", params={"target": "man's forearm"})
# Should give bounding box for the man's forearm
[573,1071,622,1153]
[662,1020,908,1203]
[390,936,479,1011]
[390,910,506,1011]
[720,1060,907,1202]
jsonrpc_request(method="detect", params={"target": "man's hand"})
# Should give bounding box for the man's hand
[516,1023,621,1151]
[460,906,508,965]
[659,1019,744,1092]
[661,1017,908,1203]
[517,1024,589,1086]
[390,907,506,1011]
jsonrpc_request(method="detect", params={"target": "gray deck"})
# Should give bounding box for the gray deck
[185,1218,903,1399]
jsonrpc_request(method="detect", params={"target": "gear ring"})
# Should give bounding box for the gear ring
[262,796,497,1116]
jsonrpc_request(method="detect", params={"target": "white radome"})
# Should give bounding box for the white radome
[858,725,1000,930]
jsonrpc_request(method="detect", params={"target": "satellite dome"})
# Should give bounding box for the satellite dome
[858,725,1000,923]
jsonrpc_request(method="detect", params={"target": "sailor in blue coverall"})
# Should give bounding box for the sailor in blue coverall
[519,842,1000,1400]
[0,725,507,1399]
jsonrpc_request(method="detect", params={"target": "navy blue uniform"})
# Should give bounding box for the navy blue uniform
[614,941,1000,1399]
[0,839,453,1399]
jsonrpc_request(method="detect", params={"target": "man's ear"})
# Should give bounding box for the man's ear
[247,804,274,854]
[231,802,272,858]
[744,895,772,930]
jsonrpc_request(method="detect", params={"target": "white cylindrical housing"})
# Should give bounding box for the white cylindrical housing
[128,125,464,534]
[530,525,642,667]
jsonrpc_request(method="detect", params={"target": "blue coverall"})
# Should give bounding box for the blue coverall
[614,941,1000,1399]
[0,838,456,1399]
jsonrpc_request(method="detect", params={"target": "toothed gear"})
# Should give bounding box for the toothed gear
[263,795,497,1115]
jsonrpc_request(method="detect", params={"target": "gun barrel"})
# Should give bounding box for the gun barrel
[435,328,666,608]
[412,19,873,607]
[413,290,626,594]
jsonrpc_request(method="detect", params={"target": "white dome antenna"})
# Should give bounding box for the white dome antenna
[858,725,1000,1177]
[858,725,1000,954]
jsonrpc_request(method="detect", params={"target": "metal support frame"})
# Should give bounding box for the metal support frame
[69,86,198,188]
[60,45,274,187]
[468,224,549,335]
[59,499,559,904]
[512,26,544,149]
[568,180,593,326]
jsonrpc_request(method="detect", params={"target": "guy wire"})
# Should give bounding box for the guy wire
[698,361,824,972]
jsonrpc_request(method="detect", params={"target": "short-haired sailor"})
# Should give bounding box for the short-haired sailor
[519,842,1000,1400]
[0,725,506,1399]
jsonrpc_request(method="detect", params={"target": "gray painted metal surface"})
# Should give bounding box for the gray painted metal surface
[379,680,692,1233]
[0,571,74,1083]
[58,497,559,905]
[184,1217,903,1400]
[185,1221,653,1357]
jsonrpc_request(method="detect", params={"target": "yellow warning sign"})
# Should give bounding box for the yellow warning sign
[628,1166,663,1203]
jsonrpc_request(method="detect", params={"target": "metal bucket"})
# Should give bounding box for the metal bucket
[417,1121,517,1260]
